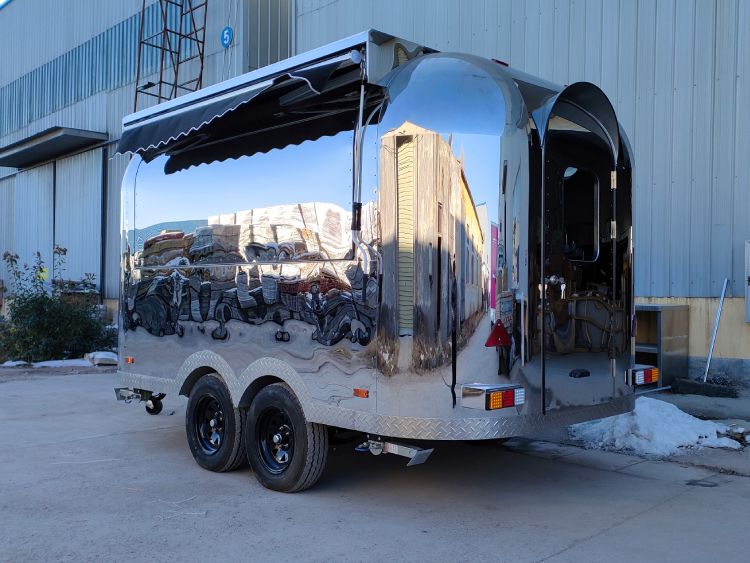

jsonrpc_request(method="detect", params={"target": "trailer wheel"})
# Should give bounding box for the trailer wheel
[245,383,328,493]
[145,398,163,415]
[185,374,246,472]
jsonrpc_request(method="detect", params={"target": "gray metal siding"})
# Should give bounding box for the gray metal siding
[247,0,294,70]
[0,0,145,86]
[54,149,102,284]
[0,0,251,154]
[295,0,750,298]
[13,164,54,270]
[0,176,15,285]
[735,1,750,302]
[0,0,273,302]
[0,2,167,138]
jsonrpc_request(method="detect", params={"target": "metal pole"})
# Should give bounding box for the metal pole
[520,295,525,367]
[133,0,147,112]
[703,277,729,382]
[540,145,546,414]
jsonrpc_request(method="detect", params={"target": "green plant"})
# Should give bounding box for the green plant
[0,248,116,363]
[0,316,7,364]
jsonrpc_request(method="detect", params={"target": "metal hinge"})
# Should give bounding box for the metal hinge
[611,221,617,240]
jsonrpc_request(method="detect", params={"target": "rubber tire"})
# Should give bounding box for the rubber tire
[185,374,246,472]
[245,383,328,493]
[145,398,163,415]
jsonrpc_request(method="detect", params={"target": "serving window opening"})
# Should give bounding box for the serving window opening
[531,88,633,412]
[559,167,599,263]
[543,133,625,338]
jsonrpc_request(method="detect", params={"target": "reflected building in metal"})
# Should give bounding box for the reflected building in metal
[378,120,486,371]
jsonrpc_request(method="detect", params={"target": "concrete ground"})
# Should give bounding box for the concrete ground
[1,370,749,563]
[652,388,750,421]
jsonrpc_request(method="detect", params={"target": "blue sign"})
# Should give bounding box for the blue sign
[221,26,234,49]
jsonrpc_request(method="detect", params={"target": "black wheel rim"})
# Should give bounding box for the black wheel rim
[194,394,224,456]
[256,407,294,474]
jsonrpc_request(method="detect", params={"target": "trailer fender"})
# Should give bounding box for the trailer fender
[236,358,313,420]
[176,352,312,417]
[177,350,239,398]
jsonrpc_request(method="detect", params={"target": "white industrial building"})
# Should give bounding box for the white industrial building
[0,0,748,378]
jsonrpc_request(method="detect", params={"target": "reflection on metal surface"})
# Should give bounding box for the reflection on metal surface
[378,121,487,368]
[119,38,635,435]
[124,258,377,347]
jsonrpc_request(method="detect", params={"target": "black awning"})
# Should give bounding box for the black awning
[0,127,107,168]
[117,54,359,161]
[162,67,385,175]
[117,80,275,158]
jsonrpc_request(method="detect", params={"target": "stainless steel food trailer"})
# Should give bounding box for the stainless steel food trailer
[116,30,635,492]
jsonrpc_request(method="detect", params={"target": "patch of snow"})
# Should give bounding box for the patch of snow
[1,360,30,367]
[85,351,118,366]
[32,359,93,368]
[570,397,742,456]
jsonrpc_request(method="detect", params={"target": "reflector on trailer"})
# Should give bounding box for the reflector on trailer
[484,321,512,347]
[460,383,525,411]
[633,367,659,385]
[486,387,525,410]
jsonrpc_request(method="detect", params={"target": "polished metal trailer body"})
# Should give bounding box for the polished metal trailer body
[117,30,634,486]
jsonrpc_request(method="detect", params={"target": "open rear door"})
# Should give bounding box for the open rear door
[538,83,632,413]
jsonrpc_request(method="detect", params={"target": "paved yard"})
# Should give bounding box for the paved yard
[1,370,748,562]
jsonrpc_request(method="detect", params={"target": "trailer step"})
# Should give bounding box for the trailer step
[358,439,434,466]
[114,387,143,402]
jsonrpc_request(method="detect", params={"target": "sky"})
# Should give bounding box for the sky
[135,127,501,231]
[135,132,355,229]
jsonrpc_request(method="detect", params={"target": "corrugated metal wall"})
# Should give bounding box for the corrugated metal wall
[0,0,269,301]
[0,2,170,138]
[0,176,14,286]
[295,0,750,298]
[0,0,144,87]
[13,164,54,270]
[54,150,103,283]
[247,0,293,70]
